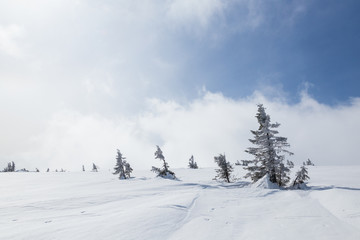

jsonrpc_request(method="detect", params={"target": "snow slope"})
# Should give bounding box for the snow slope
[1,166,359,240]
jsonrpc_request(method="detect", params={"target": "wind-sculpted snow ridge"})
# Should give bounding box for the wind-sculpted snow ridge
[1,166,360,240]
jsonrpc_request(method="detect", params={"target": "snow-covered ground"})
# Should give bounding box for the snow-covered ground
[1,166,359,240]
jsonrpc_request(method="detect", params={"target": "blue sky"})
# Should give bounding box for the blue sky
[1,0,360,169]
[162,0,360,104]
[1,0,359,110]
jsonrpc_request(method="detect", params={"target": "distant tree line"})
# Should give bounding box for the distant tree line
[1,104,312,189]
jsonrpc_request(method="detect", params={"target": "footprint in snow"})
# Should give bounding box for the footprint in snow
[45,220,52,223]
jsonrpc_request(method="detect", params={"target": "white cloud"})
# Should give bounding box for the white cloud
[166,0,226,29]
[245,0,265,29]
[0,1,355,173]
[8,90,359,171]
[0,24,24,57]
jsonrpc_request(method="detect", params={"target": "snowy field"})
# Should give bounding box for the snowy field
[1,166,360,240]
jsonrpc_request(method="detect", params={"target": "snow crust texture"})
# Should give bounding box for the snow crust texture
[1,166,360,240]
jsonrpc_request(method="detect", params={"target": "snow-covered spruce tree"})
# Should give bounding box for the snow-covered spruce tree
[243,104,294,187]
[214,154,233,183]
[92,163,98,172]
[287,160,294,168]
[3,161,15,172]
[124,162,133,179]
[188,155,198,169]
[3,162,11,172]
[292,163,310,189]
[241,160,251,166]
[113,149,132,179]
[275,161,290,186]
[151,145,176,179]
[305,158,315,166]
[82,165,85,172]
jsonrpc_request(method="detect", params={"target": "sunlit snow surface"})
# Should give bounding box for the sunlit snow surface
[1,166,360,240]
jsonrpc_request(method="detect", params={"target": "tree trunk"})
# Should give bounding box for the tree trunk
[163,159,168,172]
[225,171,230,183]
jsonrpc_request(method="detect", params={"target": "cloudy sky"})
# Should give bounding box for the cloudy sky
[1,0,360,171]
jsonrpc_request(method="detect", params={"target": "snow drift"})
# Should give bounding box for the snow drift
[1,166,359,240]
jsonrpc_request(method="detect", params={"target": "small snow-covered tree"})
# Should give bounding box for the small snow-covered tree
[3,161,15,172]
[305,158,314,166]
[3,162,11,172]
[241,160,251,166]
[46,168,50,172]
[188,155,198,169]
[292,163,310,189]
[113,149,132,179]
[92,163,98,172]
[151,145,176,179]
[287,160,294,168]
[214,154,233,183]
[275,161,290,187]
[114,149,126,179]
[243,104,293,187]
[124,162,133,179]
[36,168,39,172]
[82,165,85,172]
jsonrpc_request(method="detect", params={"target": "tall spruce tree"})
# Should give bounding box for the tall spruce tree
[113,149,132,179]
[244,104,293,187]
[188,155,198,169]
[151,145,176,179]
[214,154,233,183]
